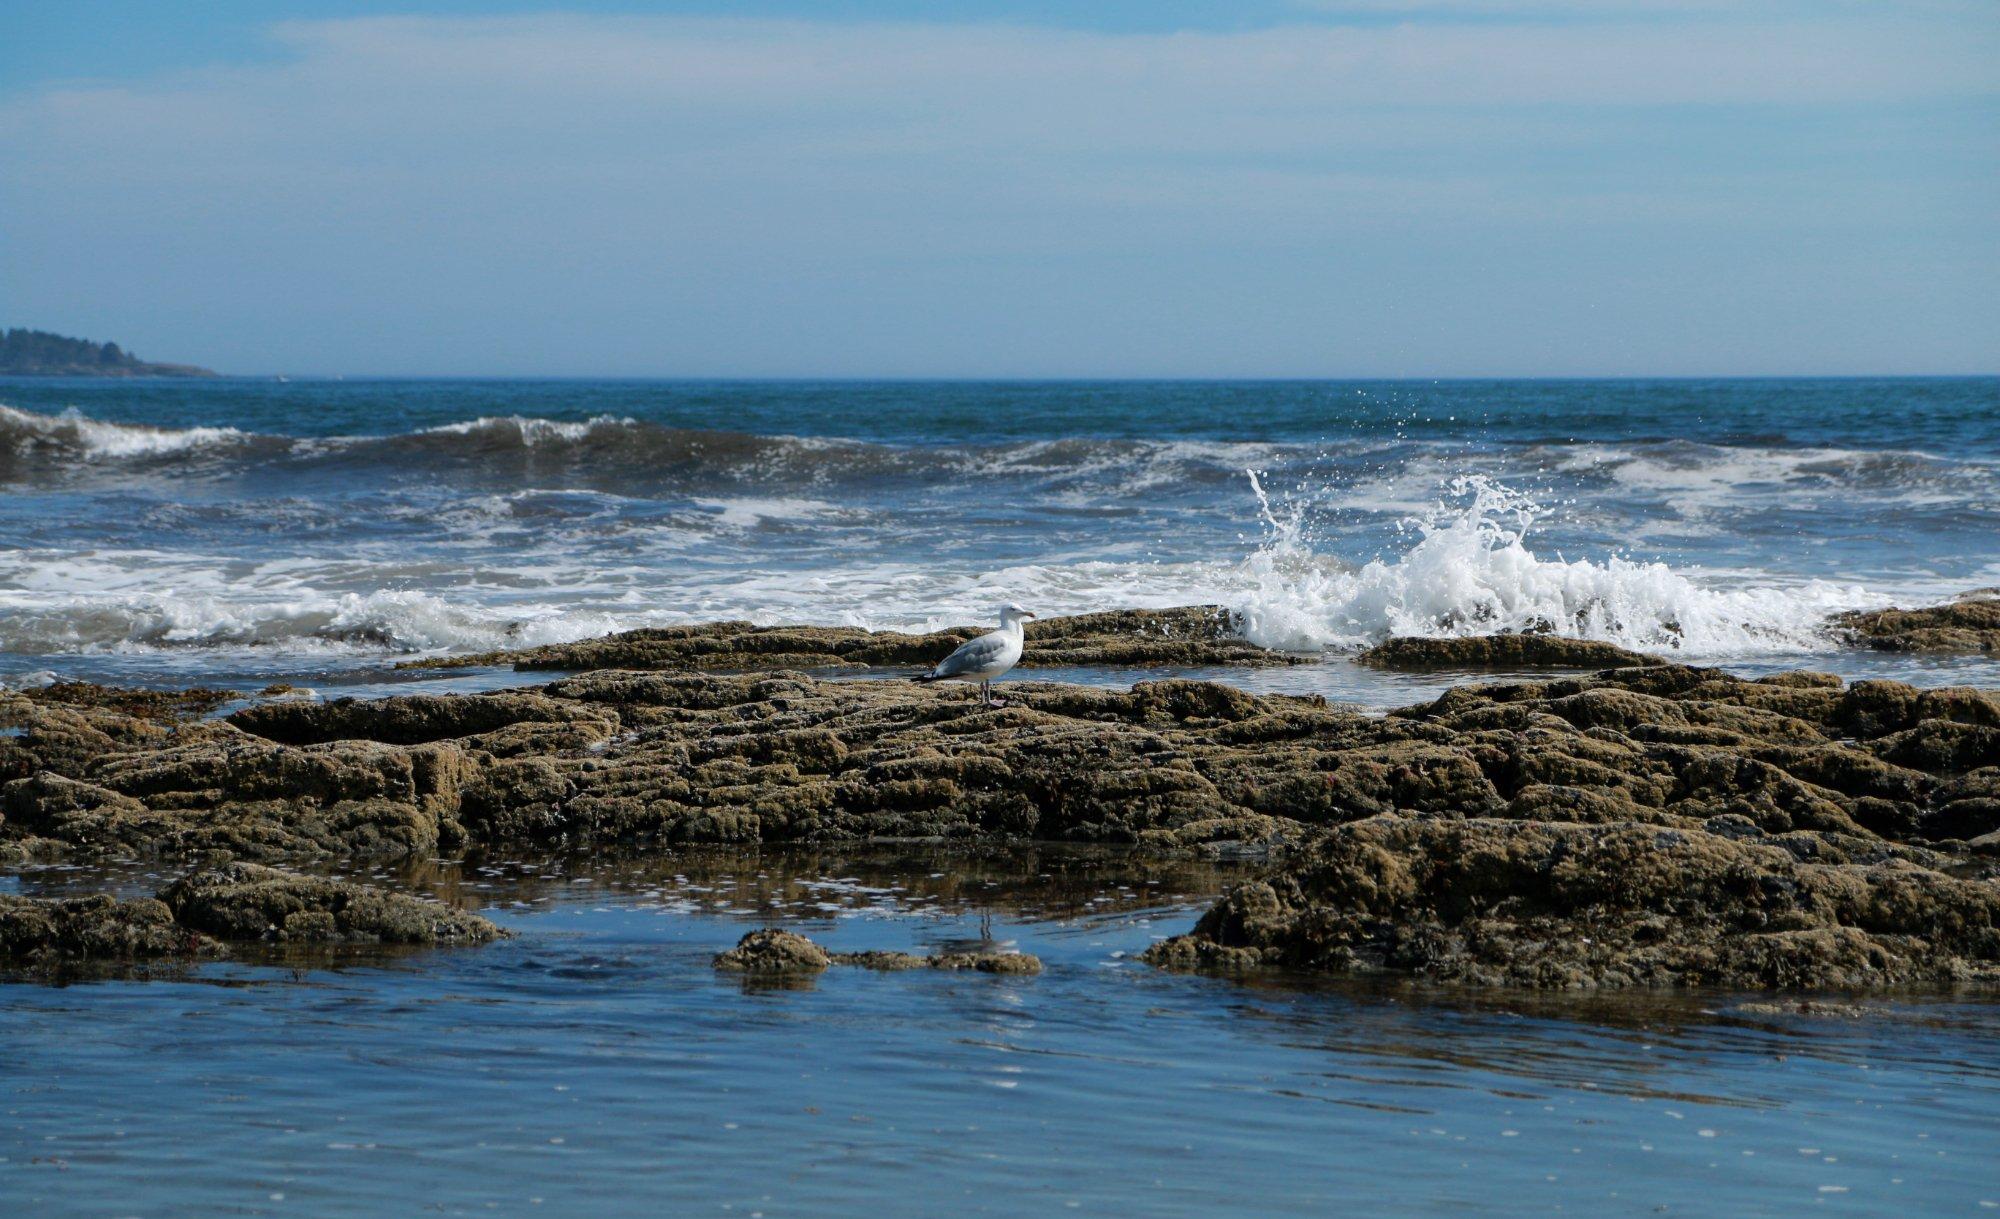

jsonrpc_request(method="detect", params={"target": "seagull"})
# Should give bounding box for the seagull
[913,604,1035,706]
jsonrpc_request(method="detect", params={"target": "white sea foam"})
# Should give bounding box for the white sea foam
[0,478,1896,663]
[691,497,842,528]
[413,414,637,445]
[0,404,249,458]
[1554,442,1992,515]
[1228,474,1873,655]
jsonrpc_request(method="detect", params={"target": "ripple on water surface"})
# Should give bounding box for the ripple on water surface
[4,848,1998,1217]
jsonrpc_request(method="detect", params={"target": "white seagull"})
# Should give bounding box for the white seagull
[914,604,1035,706]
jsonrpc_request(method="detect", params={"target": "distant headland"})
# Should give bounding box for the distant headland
[0,328,217,377]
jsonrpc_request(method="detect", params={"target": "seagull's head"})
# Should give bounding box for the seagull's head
[1000,603,1035,626]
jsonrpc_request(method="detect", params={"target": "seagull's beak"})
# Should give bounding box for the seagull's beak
[1023,611,1036,619]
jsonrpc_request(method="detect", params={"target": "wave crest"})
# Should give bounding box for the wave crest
[1232,475,1871,655]
[0,404,253,460]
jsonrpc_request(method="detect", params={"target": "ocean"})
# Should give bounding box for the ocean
[4,377,1999,1217]
[2,376,1998,699]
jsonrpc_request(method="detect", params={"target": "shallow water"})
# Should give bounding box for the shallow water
[5,849,1998,1218]
[5,378,2000,1215]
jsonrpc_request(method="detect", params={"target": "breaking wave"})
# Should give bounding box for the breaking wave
[0,403,1286,497]
[0,477,1886,663]
[1230,475,1873,655]
[0,404,256,460]
[0,403,1982,669]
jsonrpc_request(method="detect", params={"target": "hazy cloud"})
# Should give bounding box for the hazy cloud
[1,11,1993,374]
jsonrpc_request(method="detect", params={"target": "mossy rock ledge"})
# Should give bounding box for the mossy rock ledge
[2,863,503,970]
[1354,635,1665,670]
[397,606,1302,672]
[5,663,1999,990]
[1833,597,2000,655]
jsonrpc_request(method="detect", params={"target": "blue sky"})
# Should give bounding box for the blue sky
[1,1,1994,376]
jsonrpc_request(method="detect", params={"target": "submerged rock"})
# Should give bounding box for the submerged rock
[1144,816,2000,989]
[829,949,1043,973]
[1834,598,2000,654]
[714,929,1041,974]
[398,606,1300,673]
[1355,635,1664,670]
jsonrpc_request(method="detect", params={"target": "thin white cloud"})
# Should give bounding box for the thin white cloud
[0,11,1992,374]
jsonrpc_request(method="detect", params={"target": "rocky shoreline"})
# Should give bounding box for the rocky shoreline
[5,605,1998,991]
[398,606,1302,672]
[1,862,504,975]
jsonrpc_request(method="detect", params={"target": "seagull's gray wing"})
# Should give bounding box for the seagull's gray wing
[930,629,1009,678]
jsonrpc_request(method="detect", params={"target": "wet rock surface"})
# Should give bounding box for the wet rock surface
[1,864,499,969]
[5,658,1998,990]
[399,606,1300,672]
[1145,667,2000,988]
[714,928,1041,974]
[712,928,831,972]
[1834,597,2000,654]
[1355,635,1664,670]
[0,893,209,967]
[1143,816,2000,988]
[163,863,505,945]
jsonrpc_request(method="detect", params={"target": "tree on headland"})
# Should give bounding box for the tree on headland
[0,328,216,377]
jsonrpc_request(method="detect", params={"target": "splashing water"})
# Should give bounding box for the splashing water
[1230,474,1873,656]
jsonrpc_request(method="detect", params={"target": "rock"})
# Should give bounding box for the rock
[229,692,616,747]
[1833,598,2000,654]
[5,664,1997,865]
[2,865,502,968]
[0,893,212,965]
[1355,635,1664,670]
[161,863,505,945]
[1923,769,2000,841]
[14,681,234,722]
[829,949,1043,974]
[1145,815,2000,989]
[398,606,1301,673]
[714,929,1041,974]
[9,660,2000,993]
[713,928,831,972]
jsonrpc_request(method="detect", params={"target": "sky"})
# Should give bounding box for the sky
[0,1,1995,377]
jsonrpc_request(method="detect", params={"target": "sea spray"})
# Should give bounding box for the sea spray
[1229,474,1872,656]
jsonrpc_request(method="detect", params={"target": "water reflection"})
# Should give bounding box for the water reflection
[5,845,1999,1216]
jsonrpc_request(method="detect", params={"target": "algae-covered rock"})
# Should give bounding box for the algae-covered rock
[1834,598,2000,654]
[5,663,1998,868]
[229,692,617,747]
[18,682,234,722]
[713,928,831,972]
[3,866,502,969]
[829,948,1043,974]
[7,657,2000,993]
[1355,636,1664,670]
[714,929,1041,974]
[0,893,212,965]
[399,606,1301,673]
[161,863,505,945]
[1145,815,2000,989]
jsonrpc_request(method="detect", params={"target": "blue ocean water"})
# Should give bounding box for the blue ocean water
[4,380,2000,1216]
[1,376,1997,694]
[4,850,1998,1219]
